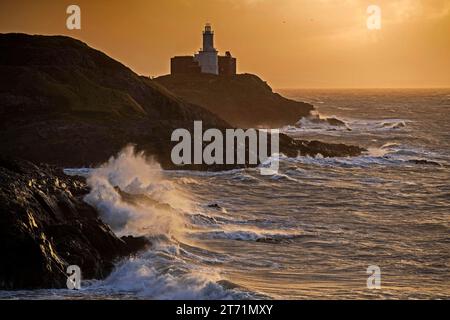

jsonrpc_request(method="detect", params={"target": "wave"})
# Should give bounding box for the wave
[286,155,443,168]
[188,212,281,230]
[82,146,195,238]
[288,112,351,132]
[269,146,445,169]
[193,228,303,242]
[74,146,265,299]
[379,120,407,130]
[336,118,412,132]
[167,168,245,177]
[283,114,412,135]
[84,240,258,299]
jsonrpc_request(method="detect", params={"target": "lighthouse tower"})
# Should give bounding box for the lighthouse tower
[202,23,215,51]
[194,23,219,74]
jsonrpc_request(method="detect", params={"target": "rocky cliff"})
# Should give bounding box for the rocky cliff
[155,73,314,128]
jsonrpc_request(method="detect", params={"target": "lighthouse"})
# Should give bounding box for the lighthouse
[170,23,236,76]
[194,23,219,75]
[202,23,215,52]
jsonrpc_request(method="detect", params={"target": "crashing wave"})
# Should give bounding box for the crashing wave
[294,111,351,131]
[84,241,259,299]
[76,146,265,299]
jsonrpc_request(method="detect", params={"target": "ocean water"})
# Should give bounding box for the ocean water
[1,89,449,300]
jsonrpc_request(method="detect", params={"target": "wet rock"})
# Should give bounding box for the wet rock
[0,157,150,289]
[407,159,442,166]
[324,117,348,128]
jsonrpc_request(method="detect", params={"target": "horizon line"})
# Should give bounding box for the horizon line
[275,87,450,90]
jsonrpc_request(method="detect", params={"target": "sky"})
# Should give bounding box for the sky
[1,0,449,88]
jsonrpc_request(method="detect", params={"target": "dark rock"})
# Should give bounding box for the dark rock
[324,117,347,127]
[0,33,228,169]
[298,114,350,130]
[279,135,363,158]
[121,236,151,254]
[0,157,149,289]
[407,159,442,166]
[0,33,364,172]
[155,73,314,128]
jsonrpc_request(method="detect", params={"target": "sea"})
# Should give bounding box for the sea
[1,89,449,299]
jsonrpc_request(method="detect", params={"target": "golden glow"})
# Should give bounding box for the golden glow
[1,0,449,88]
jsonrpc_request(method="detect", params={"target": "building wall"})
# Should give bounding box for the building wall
[218,53,236,76]
[171,56,201,75]
[171,25,235,76]
[194,51,218,75]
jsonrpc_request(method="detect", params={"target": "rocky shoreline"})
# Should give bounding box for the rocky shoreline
[0,157,149,289]
[0,33,364,170]
[0,33,365,290]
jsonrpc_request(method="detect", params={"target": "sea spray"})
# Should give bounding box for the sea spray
[83,145,192,238]
[79,146,264,299]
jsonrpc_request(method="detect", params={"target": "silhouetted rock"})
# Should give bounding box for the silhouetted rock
[0,33,363,171]
[278,134,363,158]
[155,73,314,128]
[0,157,150,289]
[0,33,228,168]
[324,117,347,127]
[207,203,222,209]
[407,159,442,166]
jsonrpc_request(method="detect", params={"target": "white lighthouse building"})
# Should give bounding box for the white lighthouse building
[170,24,236,76]
[194,23,219,75]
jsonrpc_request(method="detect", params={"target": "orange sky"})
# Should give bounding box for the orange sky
[1,0,449,88]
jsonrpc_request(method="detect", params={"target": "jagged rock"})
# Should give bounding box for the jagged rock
[0,157,150,289]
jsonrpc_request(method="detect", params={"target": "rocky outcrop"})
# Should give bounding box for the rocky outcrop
[279,134,362,158]
[0,33,228,168]
[0,157,149,289]
[0,34,367,291]
[0,33,364,172]
[155,73,314,128]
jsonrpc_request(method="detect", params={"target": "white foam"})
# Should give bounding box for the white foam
[83,145,191,237]
[282,116,412,136]
[84,241,256,299]
[76,146,264,299]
